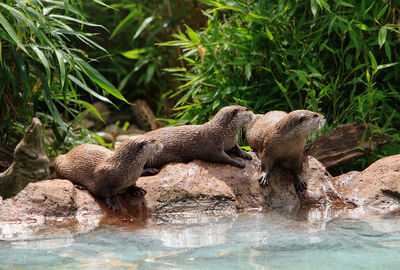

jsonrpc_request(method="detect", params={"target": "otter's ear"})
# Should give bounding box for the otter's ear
[229,108,239,121]
[298,115,307,123]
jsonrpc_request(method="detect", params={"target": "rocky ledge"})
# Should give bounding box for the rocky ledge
[1,153,400,228]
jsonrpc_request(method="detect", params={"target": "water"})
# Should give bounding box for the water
[1,210,400,269]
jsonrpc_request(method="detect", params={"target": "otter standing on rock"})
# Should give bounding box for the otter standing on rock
[54,136,163,208]
[246,110,325,191]
[143,105,255,174]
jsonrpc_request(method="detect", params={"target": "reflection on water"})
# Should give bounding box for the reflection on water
[1,210,400,269]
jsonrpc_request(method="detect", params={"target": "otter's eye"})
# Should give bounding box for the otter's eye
[312,114,319,118]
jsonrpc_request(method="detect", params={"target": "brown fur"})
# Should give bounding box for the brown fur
[54,137,162,198]
[246,110,325,190]
[143,105,255,171]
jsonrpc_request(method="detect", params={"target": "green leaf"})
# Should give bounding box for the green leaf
[0,13,29,55]
[55,50,66,90]
[68,74,113,104]
[36,70,66,130]
[145,64,156,84]
[337,1,354,7]
[377,4,389,20]
[30,45,51,80]
[265,26,273,40]
[378,27,387,48]
[133,16,154,40]
[311,0,318,16]
[75,58,128,103]
[185,24,200,44]
[49,14,106,29]
[0,39,2,62]
[376,62,398,71]
[275,80,287,93]
[121,48,149,59]
[355,24,368,31]
[78,100,105,123]
[245,63,251,80]
[368,51,377,71]
[110,11,137,40]
[384,41,391,61]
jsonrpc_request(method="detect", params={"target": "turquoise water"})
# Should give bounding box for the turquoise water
[1,210,400,269]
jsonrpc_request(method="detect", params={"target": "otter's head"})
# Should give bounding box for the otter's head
[131,136,163,162]
[210,105,255,129]
[285,110,325,137]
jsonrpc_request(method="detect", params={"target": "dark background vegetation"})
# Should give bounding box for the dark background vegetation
[1,0,399,170]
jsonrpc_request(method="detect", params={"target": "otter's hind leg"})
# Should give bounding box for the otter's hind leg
[259,157,272,187]
[228,144,252,160]
[293,173,307,191]
[292,156,307,191]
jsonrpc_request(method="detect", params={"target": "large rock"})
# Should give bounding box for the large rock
[136,153,334,215]
[333,155,400,212]
[305,122,394,168]
[0,179,105,240]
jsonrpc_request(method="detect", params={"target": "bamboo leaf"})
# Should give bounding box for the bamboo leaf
[121,48,149,59]
[245,63,251,80]
[55,50,66,90]
[378,27,387,48]
[0,13,29,55]
[133,16,154,40]
[311,0,318,16]
[68,74,113,104]
[49,14,106,29]
[185,24,200,44]
[31,44,51,80]
[368,51,377,71]
[110,11,137,39]
[78,100,105,122]
[376,62,398,71]
[75,58,128,103]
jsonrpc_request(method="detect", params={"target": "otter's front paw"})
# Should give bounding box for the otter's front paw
[105,197,120,211]
[258,173,269,187]
[294,175,307,192]
[239,151,252,160]
[127,185,147,197]
[234,161,246,168]
[141,168,159,176]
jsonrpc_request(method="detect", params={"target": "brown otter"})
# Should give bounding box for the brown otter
[54,136,162,207]
[246,110,325,191]
[143,105,255,174]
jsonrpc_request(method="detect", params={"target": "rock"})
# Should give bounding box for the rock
[131,99,163,131]
[299,156,343,207]
[136,152,332,215]
[333,155,400,212]
[0,179,105,220]
[0,179,106,240]
[305,123,394,168]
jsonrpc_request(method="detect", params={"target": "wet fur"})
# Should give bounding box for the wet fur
[246,110,325,190]
[144,105,255,171]
[54,137,162,198]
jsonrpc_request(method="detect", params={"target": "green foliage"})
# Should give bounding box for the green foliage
[81,0,206,115]
[0,0,126,149]
[161,0,400,132]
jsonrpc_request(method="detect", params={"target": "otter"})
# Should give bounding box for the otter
[54,136,162,208]
[143,105,255,174]
[246,110,325,191]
